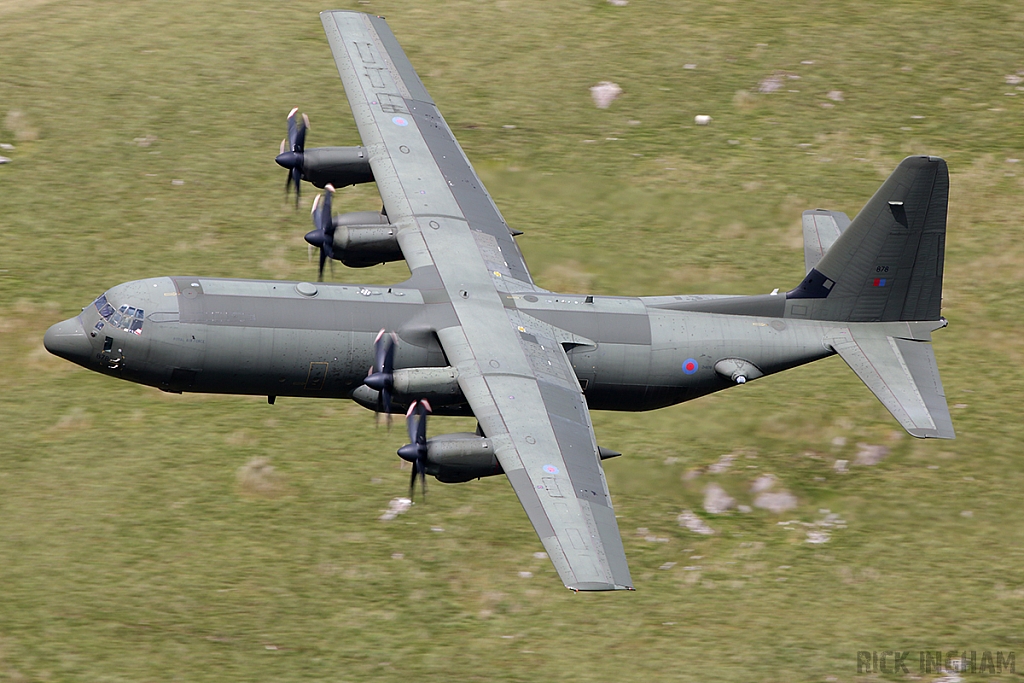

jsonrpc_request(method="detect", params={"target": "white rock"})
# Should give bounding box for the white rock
[750,473,776,493]
[831,436,847,447]
[590,81,623,109]
[0,156,10,164]
[833,459,849,474]
[379,497,412,521]
[703,483,735,514]
[608,0,629,5]
[753,490,798,513]
[737,504,752,513]
[827,90,844,101]
[854,443,889,466]
[678,509,715,535]
[707,453,734,473]
[758,74,784,93]
[806,530,830,544]
[0,142,13,150]
[694,114,712,126]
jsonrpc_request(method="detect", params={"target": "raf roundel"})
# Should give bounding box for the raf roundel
[543,464,559,475]
[682,358,699,375]
[392,116,409,127]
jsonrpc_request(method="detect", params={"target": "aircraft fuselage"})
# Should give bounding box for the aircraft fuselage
[45,275,834,413]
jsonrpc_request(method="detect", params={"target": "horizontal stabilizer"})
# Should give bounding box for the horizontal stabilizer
[827,325,954,439]
[802,209,851,273]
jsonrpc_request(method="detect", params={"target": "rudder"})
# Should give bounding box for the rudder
[787,156,948,322]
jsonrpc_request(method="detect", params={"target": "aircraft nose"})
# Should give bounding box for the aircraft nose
[44,317,94,365]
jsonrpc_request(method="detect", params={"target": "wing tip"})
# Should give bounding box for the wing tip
[907,426,956,440]
[567,582,634,592]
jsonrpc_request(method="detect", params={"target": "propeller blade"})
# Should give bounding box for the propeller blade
[416,399,431,445]
[373,329,388,374]
[286,107,299,142]
[291,167,301,207]
[279,109,309,208]
[398,400,431,501]
[300,113,310,147]
[367,329,398,427]
[320,184,335,234]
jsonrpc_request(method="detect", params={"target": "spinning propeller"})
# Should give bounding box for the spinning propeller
[275,108,309,207]
[397,399,432,500]
[363,329,397,425]
[304,185,336,281]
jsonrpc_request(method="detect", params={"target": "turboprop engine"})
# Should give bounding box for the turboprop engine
[275,109,374,205]
[353,331,465,416]
[327,210,402,268]
[399,401,623,499]
[305,187,403,278]
[406,431,502,484]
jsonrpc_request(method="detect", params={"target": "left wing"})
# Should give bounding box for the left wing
[320,11,633,590]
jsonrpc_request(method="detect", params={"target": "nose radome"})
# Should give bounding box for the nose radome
[44,317,94,366]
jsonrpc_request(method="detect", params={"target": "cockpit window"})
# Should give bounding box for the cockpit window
[96,295,145,335]
[93,294,114,319]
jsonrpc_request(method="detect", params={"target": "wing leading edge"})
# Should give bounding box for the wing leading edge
[320,11,633,590]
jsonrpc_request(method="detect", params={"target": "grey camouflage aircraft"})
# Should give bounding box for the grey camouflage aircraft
[45,11,954,592]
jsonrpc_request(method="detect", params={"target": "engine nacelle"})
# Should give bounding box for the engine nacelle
[423,435,622,483]
[331,211,403,268]
[391,366,461,401]
[351,366,465,413]
[423,433,501,483]
[301,146,374,189]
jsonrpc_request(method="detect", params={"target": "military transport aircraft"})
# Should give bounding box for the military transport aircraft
[44,11,954,592]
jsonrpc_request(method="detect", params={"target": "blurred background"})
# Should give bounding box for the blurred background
[1,0,1022,680]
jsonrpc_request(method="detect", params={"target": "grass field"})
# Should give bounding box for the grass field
[2,0,1024,681]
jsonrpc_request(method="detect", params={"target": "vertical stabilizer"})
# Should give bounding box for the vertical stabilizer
[788,156,948,322]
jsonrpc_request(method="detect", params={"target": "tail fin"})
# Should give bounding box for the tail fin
[787,156,948,322]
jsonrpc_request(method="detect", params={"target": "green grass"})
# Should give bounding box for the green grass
[2,0,1024,681]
